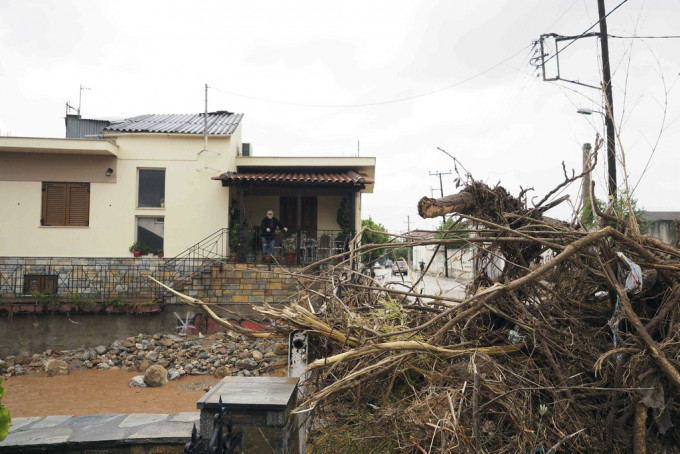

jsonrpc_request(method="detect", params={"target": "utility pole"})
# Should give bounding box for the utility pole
[429,171,452,277]
[403,216,412,268]
[597,0,617,200]
[581,143,593,226]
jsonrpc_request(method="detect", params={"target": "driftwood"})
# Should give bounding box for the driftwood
[417,191,475,218]
[166,175,680,453]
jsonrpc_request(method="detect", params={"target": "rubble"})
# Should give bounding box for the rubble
[0,332,286,380]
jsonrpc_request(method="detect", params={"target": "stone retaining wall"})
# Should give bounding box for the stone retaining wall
[1,258,301,356]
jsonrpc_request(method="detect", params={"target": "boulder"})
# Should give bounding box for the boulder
[144,364,168,387]
[139,359,154,373]
[44,359,69,377]
[129,375,147,387]
[214,366,231,379]
[167,368,181,381]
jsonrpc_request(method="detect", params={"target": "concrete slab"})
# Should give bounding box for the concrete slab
[127,422,194,441]
[30,414,73,429]
[69,415,128,443]
[198,376,298,411]
[168,412,200,423]
[6,417,42,432]
[118,413,169,428]
[1,426,72,446]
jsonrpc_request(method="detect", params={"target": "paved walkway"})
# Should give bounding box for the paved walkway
[0,412,198,450]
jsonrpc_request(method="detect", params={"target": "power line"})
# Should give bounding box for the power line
[542,0,629,65]
[607,34,680,39]
[209,45,532,109]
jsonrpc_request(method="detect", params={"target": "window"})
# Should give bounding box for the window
[24,275,57,295]
[136,217,164,252]
[138,169,165,208]
[41,182,90,226]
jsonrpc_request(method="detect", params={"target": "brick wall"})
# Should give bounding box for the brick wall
[178,262,298,306]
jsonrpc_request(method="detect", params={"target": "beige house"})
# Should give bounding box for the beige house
[0,113,375,259]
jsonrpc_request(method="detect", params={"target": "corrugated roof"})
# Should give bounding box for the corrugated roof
[104,112,243,135]
[213,170,374,186]
[640,211,680,221]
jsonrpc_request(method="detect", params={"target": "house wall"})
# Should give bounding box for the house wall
[412,245,474,279]
[647,220,678,246]
[0,129,241,257]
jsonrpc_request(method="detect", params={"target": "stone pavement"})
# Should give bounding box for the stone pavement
[0,412,199,452]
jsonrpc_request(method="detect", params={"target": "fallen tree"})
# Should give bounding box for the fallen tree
[160,163,680,453]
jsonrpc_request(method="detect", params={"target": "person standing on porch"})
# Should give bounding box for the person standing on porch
[261,210,287,256]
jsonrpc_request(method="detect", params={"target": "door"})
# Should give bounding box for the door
[279,196,317,236]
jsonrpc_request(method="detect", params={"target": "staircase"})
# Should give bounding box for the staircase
[153,228,230,299]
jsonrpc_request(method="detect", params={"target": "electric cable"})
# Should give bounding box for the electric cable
[209,44,533,108]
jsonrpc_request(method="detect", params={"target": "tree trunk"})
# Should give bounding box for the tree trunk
[417,192,475,219]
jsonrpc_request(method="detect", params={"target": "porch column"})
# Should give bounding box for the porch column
[296,190,302,264]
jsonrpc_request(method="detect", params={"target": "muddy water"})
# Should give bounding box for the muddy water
[3,369,220,417]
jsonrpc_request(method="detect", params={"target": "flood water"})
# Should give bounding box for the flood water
[3,369,220,417]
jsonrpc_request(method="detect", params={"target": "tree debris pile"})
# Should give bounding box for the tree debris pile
[160,176,680,452]
[252,178,680,453]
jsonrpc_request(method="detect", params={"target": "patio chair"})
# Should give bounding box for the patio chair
[318,234,331,259]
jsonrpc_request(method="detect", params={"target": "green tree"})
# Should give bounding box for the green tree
[361,218,389,264]
[435,217,467,249]
[581,191,649,232]
[0,376,9,441]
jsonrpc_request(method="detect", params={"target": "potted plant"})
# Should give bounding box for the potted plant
[129,241,152,257]
[283,236,297,265]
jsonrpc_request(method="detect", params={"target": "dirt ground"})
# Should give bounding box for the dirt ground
[3,369,221,417]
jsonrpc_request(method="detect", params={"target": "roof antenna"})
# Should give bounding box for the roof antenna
[78,84,91,116]
[199,83,209,155]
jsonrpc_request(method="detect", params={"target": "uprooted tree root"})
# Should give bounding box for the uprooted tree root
[156,178,680,453]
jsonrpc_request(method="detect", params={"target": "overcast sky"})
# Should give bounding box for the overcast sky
[1,0,678,233]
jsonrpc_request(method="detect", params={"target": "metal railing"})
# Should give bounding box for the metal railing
[0,261,159,300]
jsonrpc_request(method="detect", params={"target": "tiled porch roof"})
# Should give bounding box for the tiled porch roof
[213,170,374,186]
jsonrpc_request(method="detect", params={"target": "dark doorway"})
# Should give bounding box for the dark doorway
[280,196,317,236]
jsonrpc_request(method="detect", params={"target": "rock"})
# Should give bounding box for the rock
[153,334,161,340]
[274,343,288,356]
[97,362,110,370]
[129,375,147,387]
[32,353,41,361]
[158,360,171,368]
[136,343,145,351]
[199,351,208,360]
[237,351,252,360]
[251,350,263,361]
[123,338,136,348]
[44,359,69,377]
[145,351,159,362]
[139,359,154,373]
[237,358,257,370]
[214,366,231,379]
[95,345,108,355]
[159,338,174,347]
[144,365,168,387]
[168,368,180,381]
[243,369,253,377]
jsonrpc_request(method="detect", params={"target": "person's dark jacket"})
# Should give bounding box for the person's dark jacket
[261,216,286,240]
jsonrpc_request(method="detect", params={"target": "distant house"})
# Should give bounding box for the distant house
[409,230,474,279]
[641,211,680,246]
[0,113,375,258]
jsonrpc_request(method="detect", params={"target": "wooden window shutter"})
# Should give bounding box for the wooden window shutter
[67,183,90,226]
[41,182,90,226]
[42,183,66,226]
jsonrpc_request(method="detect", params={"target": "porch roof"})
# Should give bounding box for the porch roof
[213,170,374,188]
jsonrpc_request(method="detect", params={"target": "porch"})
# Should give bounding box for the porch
[215,160,374,266]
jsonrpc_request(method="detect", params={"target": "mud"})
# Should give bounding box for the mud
[3,368,220,417]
